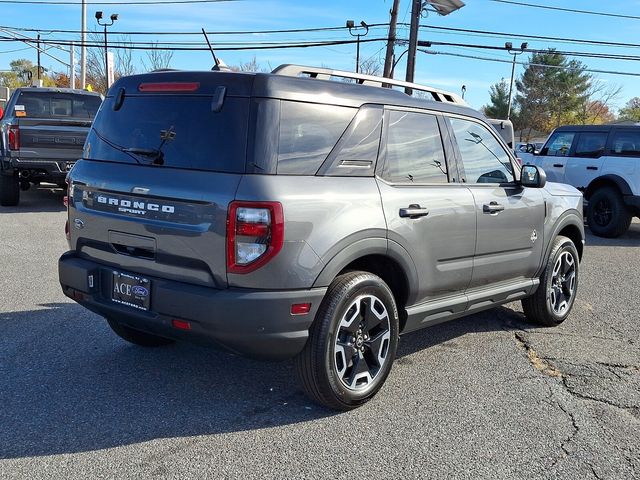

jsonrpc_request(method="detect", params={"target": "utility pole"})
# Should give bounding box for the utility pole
[81,0,86,89]
[70,42,75,89]
[405,0,421,95]
[36,34,41,83]
[383,0,400,80]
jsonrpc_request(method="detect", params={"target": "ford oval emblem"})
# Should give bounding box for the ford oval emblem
[74,218,85,229]
[132,286,149,297]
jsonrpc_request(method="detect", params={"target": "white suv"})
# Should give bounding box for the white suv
[532,125,640,237]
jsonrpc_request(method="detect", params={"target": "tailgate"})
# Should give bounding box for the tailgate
[16,118,90,161]
[68,160,240,289]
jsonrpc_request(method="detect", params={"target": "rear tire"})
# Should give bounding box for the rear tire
[0,174,20,206]
[522,235,579,327]
[295,271,399,410]
[106,318,174,347]
[587,187,631,238]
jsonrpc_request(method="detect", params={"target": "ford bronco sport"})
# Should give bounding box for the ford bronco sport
[58,66,585,410]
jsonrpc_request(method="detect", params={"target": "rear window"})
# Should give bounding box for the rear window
[15,91,101,119]
[85,95,248,173]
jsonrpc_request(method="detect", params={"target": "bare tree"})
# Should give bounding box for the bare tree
[229,56,268,73]
[85,32,138,93]
[576,79,622,124]
[142,43,174,72]
[359,57,383,77]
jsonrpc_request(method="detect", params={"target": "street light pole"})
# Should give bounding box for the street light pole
[96,12,118,90]
[505,41,528,120]
[346,20,369,74]
[81,0,86,89]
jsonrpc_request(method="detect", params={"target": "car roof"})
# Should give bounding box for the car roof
[14,87,102,97]
[110,69,486,122]
[553,124,639,133]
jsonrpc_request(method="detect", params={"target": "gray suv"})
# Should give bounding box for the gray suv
[58,66,585,410]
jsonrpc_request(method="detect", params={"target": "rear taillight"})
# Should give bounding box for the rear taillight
[8,125,19,150]
[227,201,284,274]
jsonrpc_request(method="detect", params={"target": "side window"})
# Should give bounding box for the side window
[381,110,447,184]
[541,131,575,157]
[610,130,640,156]
[574,132,608,158]
[277,101,355,175]
[449,118,514,184]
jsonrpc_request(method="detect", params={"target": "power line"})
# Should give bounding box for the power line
[0,23,389,36]
[419,25,640,50]
[418,48,640,78]
[489,0,640,21]
[0,0,237,3]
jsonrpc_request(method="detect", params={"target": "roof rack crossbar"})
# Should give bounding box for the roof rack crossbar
[271,64,467,106]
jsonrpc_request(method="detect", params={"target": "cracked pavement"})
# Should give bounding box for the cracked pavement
[0,188,638,479]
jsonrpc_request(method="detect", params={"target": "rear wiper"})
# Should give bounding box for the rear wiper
[91,128,164,166]
[122,147,164,165]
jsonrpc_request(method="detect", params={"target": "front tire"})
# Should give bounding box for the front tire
[295,271,399,410]
[0,174,20,207]
[587,187,631,238]
[522,235,579,327]
[106,318,174,347]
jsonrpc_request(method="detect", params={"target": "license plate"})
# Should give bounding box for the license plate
[111,271,151,311]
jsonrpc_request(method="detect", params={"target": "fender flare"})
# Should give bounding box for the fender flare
[536,209,584,277]
[312,237,419,303]
[585,174,632,199]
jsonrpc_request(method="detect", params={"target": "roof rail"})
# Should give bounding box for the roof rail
[271,64,467,106]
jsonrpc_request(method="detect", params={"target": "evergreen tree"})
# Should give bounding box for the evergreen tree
[483,79,510,119]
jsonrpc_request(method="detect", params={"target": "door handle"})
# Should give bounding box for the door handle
[399,204,430,219]
[586,166,598,171]
[483,202,505,214]
[553,164,564,168]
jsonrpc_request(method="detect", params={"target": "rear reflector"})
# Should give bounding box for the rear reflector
[138,82,200,92]
[172,319,191,330]
[291,303,311,315]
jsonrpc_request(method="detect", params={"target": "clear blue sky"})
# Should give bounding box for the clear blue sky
[1,0,638,112]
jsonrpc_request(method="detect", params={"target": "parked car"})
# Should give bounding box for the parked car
[0,87,102,206]
[532,124,640,237]
[58,66,584,410]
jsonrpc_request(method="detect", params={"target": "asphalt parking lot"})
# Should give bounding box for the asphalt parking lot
[0,187,638,479]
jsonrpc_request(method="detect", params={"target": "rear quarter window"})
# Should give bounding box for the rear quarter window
[610,130,640,156]
[277,101,355,175]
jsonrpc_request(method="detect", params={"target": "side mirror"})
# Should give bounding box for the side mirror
[520,164,546,188]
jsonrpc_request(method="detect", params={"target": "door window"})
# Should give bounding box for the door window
[610,130,640,156]
[541,132,575,157]
[381,110,448,184]
[574,132,608,158]
[448,118,514,184]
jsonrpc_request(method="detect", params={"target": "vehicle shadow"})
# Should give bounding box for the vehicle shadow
[585,221,640,247]
[0,185,66,214]
[0,302,529,459]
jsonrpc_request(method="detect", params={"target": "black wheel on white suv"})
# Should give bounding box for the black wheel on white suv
[0,174,20,207]
[587,186,632,238]
[295,271,399,410]
[522,235,579,327]
[106,318,175,347]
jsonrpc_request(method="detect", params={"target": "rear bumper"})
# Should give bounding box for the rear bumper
[1,156,73,181]
[58,252,326,360]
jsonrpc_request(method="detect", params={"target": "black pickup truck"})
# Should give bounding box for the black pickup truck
[0,87,102,206]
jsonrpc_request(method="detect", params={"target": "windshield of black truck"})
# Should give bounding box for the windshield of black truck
[85,95,248,173]
[16,91,101,119]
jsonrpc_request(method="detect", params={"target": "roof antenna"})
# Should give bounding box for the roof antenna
[202,28,230,71]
